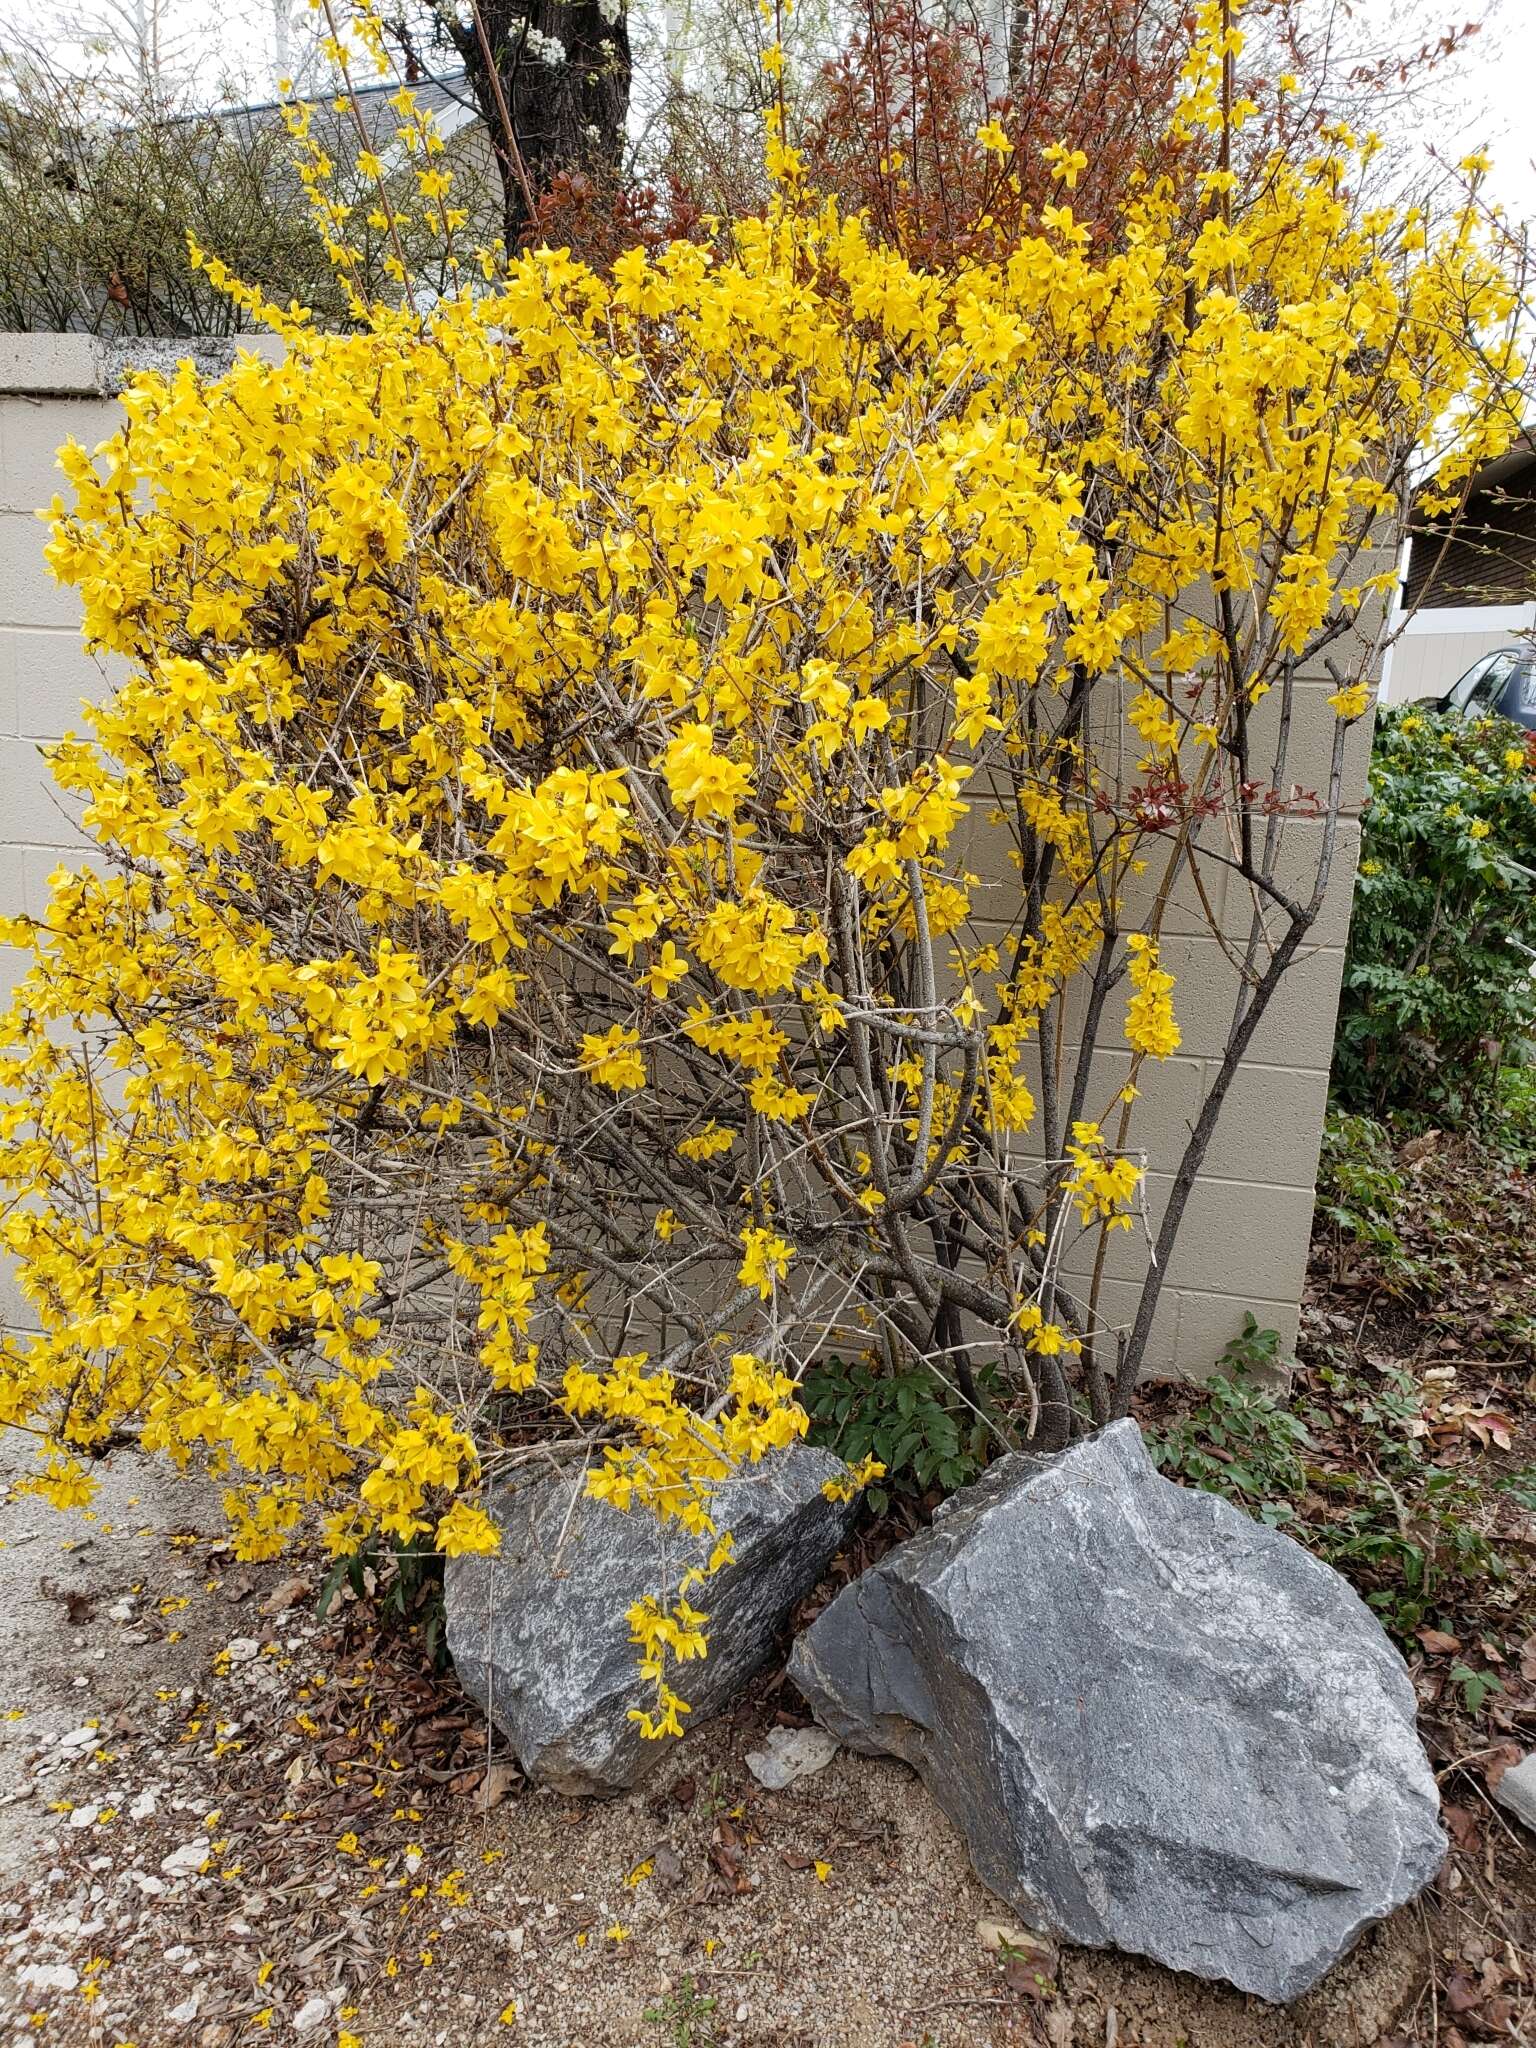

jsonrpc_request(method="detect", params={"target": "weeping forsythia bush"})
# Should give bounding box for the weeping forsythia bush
[0,2,1521,1733]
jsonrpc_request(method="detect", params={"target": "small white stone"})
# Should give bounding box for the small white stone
[68,1805,100,1830]
[744,1724,839,1790]
[17,1963,79,1994]
[159,1838,210,1880]
[294,1994,332,2034]
[129,1790,157,1821]
[225,1638,260,1665]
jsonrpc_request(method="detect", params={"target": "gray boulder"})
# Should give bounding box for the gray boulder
[446,1442,855,1794]
[787,1419,1446,2002]
[1493,1753,1536,1832]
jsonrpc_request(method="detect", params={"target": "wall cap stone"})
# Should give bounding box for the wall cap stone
[0,333,285,398]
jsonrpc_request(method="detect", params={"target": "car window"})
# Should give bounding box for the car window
[1518,659,1536,715]
[1448,655,1492,709]
[1452,651,1517,711]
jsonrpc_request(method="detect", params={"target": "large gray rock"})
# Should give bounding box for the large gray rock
[446,1442,855,1794]
[1493,1752,1536,1832]
[787,1419,1446,2002]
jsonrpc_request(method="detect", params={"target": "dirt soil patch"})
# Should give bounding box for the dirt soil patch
[2,1128,1534,2047]
[0,1437,1529,2048]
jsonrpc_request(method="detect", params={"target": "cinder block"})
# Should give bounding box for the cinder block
[1053,1271,1180,1382]
[0,739,84,848]
[0,512,78,630]
[0,630,15,739]
[1015,1032,1327,1196]
[0,334,100,396]
[1134,931,1347,1069]
[97,334,286,391]
[1242,677,1374,816]
[1015,1043,1207,1173]
[1045,1167,1316,1307]
[1153,832,1234,938]
[1194,1058,1331,1191]
[1229,816,1361,953]
[12,629,120,739]
[0,396,121,514]
[1173,1289,1300,1379]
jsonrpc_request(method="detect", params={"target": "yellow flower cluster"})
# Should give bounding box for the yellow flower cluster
[1062,1123,1144,1231]
[0,0,1520,1734]
[1124,936,1182,1062]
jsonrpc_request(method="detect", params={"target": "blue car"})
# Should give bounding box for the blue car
[1432,646,1536,729]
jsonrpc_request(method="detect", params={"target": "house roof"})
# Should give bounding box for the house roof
[1403,429,1536,612]
[185,67,482,160]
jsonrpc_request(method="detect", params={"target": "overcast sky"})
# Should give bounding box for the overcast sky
[9,0,1536,230]
[1466,1,1536,225]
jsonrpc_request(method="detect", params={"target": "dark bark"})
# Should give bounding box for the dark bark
[439,0,631,246]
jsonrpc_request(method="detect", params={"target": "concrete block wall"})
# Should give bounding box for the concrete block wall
[0,335,1369,1378]
[986,636,1373,1375]
[0,367,122,1040]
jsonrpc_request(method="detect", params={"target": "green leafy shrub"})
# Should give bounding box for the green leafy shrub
[802,1356,988,1511]
[1313,1109,1440,1286]
[1333,705,1536,1124]
[1487,1061,1536,1166]
[1149,1316,1310,1525]
[318,1532,449,1668]
[1151,1332,1510,1643]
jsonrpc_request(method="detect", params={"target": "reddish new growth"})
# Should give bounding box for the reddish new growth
[800,0,1189,265]
[529,168,705,267]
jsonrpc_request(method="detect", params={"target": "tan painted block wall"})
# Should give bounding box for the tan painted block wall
[0,336,1369,1378]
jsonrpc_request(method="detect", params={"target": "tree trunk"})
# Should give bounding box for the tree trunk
[445,0,631,247]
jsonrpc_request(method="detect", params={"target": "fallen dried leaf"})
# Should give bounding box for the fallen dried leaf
[479,1762,518,1808]
[1484,1744,1523,1793]
[1443,1804,1481,1854]
[1444,1974,1480,2016]
[1002,1952,1055,1997]
[1418,1628,1462,1657]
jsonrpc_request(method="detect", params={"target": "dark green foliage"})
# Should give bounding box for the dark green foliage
[1149,1316,1310,1526]
[1333,705,1536,1125]
[801,1354,988,1511]
[318,1532,448,1667]
[1150,1332,1512,1646]
[1314,1110,1436,1286]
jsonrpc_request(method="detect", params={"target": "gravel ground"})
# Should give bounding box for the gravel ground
[0,1436,1508,2048]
